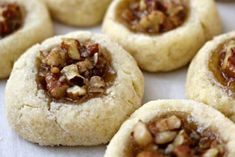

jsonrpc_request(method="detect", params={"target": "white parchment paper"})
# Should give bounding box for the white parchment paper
[0,2,235,157]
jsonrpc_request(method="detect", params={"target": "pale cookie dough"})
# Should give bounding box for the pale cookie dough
[5,31,144,146]
[0,0,54,79]
[104,99,235,157]
[44,0,112,27]
[102,0,221,72]
[186,31,235,122]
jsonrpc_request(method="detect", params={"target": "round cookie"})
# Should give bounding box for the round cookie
[104,99,235,157]
[44,0,112,27]
[102,0,221,72]
[186,31,235,122]
[5,31,144,146]
[0,0,54,79]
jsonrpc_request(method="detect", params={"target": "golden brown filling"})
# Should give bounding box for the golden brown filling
[37,39,116,103]
[119,0,188,34]
[209,39,235,93]
[131,114,224,157]
[0,3,22,38]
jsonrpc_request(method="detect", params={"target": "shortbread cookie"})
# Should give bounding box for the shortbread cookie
[5,31,144,146]
[102,0,221,72]
[186,31,235,122]
[105,100,235,157]
[44,0,112,27]
[0,0,53,78]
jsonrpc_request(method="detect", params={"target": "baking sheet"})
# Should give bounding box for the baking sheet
[0,2,235,157]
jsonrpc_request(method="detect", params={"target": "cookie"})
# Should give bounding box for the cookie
[102,0,221,72]
[0,0,54,79]
[44,0,112,27]
[5,31,144,146]
[104,99,235,157]
[186,31,235,122]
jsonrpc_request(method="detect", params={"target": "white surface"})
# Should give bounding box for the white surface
[0,2,235,157]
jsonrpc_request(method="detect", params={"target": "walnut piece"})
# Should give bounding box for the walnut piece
[173,130,191,146]
[62,39,81,60]
[61,64,82,80]
[89,76,106,94]
[203,148,219,157]
[155,115,182,132]
[46,47,66,66]
[45,73,69,99]
[67,86,86,97]
[133,121,153,146]
[154,131,177,144]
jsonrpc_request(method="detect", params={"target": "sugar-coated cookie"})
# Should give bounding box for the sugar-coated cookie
[5,31,144,146]
[102,0,221,72]
[44,0,112,27]
[105,100,235,157]
[186,31,235,122]
[0,0,54,78]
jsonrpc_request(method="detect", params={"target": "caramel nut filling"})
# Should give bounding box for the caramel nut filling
[130,114,225,157]
[0,3,22,38]
[209,39,235,94]
[36,38,116,103]
[118,0,188,34]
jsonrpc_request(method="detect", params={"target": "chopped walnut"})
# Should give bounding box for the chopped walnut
[154,131,177,144]
[203,148,219,157]
[120,0,188,34]
[67,86,86,97]
[86,43,99,55]
[51,67,60,74]
[133,121,153,146]
[0,3,22,37]
[89,76,106,94]
[149,115,182,133]
[62,39,81,60]
[45,47,66,66]
[131,114,225,157]
[61,64,81,80]
[139,0,147,11]
[77,59,93,73]
[173,130,191,146]
[37,39,116,103]
[45,73,69,99]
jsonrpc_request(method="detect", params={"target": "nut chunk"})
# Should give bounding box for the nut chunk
[133,121,153,146]
[155,115,182,132]
[89,76,106,94]
[155,131,177,144]
[45,73,69,99]
[46,47,66,66]
[62,39,81,60]
[67,86,86,98]
[61,64,81,80]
